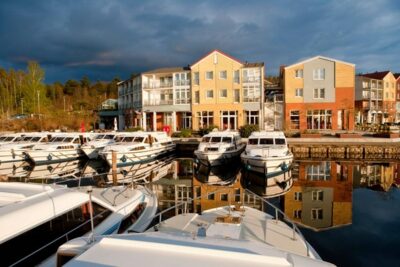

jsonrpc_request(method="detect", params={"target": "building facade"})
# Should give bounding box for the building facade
[395,74,400,122]
[355,71,397,124]
[283,56,355,132]
[190,50,264,131]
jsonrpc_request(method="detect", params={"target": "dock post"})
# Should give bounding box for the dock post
[112,150,118,186]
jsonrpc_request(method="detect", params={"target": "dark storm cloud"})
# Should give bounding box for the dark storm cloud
[0,0,399,82]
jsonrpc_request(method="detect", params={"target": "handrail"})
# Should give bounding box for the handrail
[243,188,310,257]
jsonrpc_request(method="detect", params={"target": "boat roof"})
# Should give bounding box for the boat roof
[66,232,335,267]
[204,131,240,138]
[249,131,286,138]
[0,183,146,244]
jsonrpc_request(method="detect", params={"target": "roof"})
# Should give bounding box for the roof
[358,71,391,80]
[394,73,400,80]
[204,131,241,137]
[284,55,355,69]
[244,62,264,68]
[249,131,286,138]
[142,67,190,75]
[191,49,243,67]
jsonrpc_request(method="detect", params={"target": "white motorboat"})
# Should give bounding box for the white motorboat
[0,132,50,164]
[241,131,293,177]
[59,191,334,267]
[101,131,175,167]
[24,133,92,165]
[194,131,245,166]
[0,182,158,266]
[81,133,118,159]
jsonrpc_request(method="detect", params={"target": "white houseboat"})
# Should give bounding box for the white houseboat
[58,192,334,267]
[81,133,118,159]
[101,132,175,167]
[0,133,22,146]
[241,131,293,177]
[194,131,245,166]
[24,133,92,165]
[0,182,157,266]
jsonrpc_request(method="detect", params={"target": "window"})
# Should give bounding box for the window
[195,186,201,197]
[313,88,325,99]
[246,111,259,125]
[295,88,303,97]
[194,72,199,85]
[312,190,324,201]
[234,70,240,83]
[290,110,300,130]
[234,189,241,201]
[234,89,240,102]
[175,88,190,104]
[181,112,192,129]
[294,210,302,219]
[275,138,286,145]
[386,82,389,88]
[207,192,215,200]
[219,71,227,79]
[311,208,323,220]
[294,191,302,201]
[295,69,303,78]
[307,110,332,129]
[220,89,227,98]
[194,91,200,104]
[243,85,261,102]
[260,138,273,145]
[206,90,214,98]
[313,68,325,80]
[197,111,214,128]
[206,71,213,80]
[306,161,331,180]
[220,193,228,201]
[118,203,147,233]
[314,88,319,98]
[220,111,238,130]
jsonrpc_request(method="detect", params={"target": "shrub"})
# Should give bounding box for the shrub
[125,126,144,132]
[171,129,192,138]
[199,125,218,136]
[239,124,259,138]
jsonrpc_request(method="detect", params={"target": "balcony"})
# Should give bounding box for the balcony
[243,77,261,83]
[243,97,260,103]
[175,99,191,105]
[143,82,173,89]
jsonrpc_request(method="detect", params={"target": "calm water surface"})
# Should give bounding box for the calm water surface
[4,156,400,267]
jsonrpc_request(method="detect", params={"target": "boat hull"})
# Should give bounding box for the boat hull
[24,149,85,165]
[241,153,293,176]
[194,144,245,167]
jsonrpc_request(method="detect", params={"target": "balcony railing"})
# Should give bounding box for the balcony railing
[243,77,261,83]
[143,82,173,89]
[243,97,261,103]
[143,99,173,106]
[175,99,191,104]
[174,80,190,86]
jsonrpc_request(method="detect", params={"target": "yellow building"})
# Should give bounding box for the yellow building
[190,50,264,130]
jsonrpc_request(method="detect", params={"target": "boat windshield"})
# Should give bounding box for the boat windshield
[260,138,274,145]
[105,135,115,140]
[275,138,286,145]
[248,138,258,145]
[64,137,74,143]
[134,137,145,143]
[121,137,135,142]
[18,136,33,142]
[210,137,222,143]
[50,137,65,142]
[94,135,105,140]
[222,137,232,143]
[202,137,211,142]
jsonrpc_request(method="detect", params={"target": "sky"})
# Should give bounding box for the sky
[0,0,399,83]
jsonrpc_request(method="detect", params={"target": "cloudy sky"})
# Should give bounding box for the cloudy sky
[0,0,399,83]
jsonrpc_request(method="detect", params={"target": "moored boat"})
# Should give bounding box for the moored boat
[194,130,245,166]
[101,131,175,167]
[241,131,293,177]
[81,133,118,159]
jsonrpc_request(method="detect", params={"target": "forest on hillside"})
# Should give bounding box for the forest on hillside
[0,61,119,131]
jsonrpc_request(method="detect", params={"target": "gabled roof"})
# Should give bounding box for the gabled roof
[394,73,400,80]
[244,62,264,68]
[284,55,355,69]
[143,67,190,75]
[358,71,390,80]
[191,49,243,67]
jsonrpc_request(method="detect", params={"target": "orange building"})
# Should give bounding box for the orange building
[283,56,355,132]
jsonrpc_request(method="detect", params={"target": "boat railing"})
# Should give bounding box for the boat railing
[243,188,311,257]
[9,208,111,267]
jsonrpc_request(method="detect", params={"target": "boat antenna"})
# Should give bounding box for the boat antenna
[87,186,95,243]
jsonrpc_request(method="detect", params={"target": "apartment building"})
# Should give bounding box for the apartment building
[118,67,192,131]
[395,73,400,122]
[355,71,397,124]
[283,56,355,132]
[190,50,264,131]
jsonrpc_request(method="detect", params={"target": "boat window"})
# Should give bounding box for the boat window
[21,136,33,142]
[31,137,41,142]
[210,137,222,143]
[121,137,135,142]
[202,137,211,142]
[72,138,80,144]
[259,138,274,145]
[275,138,286,145]
[105,135,114,140]
[248,138,258,145]
[222,137,232,143]
[95,135,105,140]
[0,136,5,141]
[117,203,147,233]
[0,202,112,266]
[134,137,144,143]
[9,137,18,141]
[50,137,65,142]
